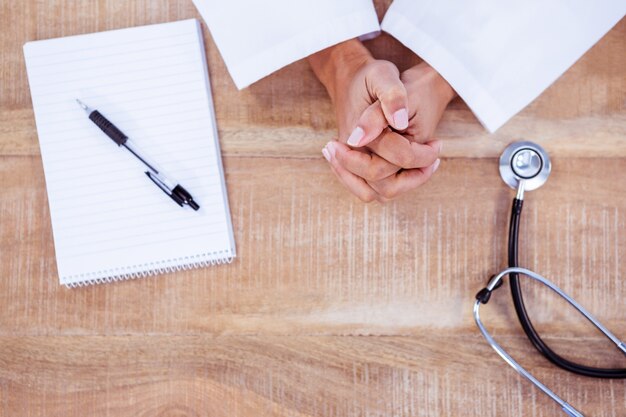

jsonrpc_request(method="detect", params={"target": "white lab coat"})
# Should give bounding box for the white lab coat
[192,0,625,132]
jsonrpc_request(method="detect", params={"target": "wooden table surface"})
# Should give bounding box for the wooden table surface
[1,1,625,416]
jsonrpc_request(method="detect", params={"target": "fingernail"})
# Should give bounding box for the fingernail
[433,158,441,173]
[326,141,337,158]
[437,141,443,153]
[322,147,331,162]
[393,108,409,130]
[347,127,364,146]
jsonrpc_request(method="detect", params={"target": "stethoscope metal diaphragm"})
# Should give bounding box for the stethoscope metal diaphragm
[499,141,551,191]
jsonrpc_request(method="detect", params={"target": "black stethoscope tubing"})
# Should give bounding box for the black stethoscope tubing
[474,141,626,415]
[507,196,626,378]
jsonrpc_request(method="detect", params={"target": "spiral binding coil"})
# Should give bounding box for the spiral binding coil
[62,250,234,288]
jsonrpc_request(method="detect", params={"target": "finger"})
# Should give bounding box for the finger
[368,158,441,200]
[328,141,399,182]
[346,101,387,148]
[368,62,409,131]
[322,144,378,203]
[368,132,442,169]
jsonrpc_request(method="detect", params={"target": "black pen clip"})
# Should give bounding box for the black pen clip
[145,171,184,206]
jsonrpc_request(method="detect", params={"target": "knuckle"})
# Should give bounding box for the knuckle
[398,152,416,168]
[359,192,376,203]
[382,85,406,102]
[370,61,397,78]
[375,163,391,180]
[376,183,397,200]
[365,163,385,181]
[382,189,397,200]
[377,60,397,73]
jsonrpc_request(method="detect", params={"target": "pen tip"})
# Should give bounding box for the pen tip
[75,98,89,112]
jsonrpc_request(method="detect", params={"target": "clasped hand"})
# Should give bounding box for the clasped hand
[309,39,456,202]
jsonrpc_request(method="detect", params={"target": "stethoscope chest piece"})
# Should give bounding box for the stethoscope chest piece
[499,141,551,191]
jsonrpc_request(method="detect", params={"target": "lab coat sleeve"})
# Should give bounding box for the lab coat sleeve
[381,1,626,132]
[192,0,381,89]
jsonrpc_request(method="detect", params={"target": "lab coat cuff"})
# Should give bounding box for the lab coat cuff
[381,10,509,133]
[229,8,380,90]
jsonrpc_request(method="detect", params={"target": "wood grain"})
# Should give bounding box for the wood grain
[0,0,625,416]
[1,335,624,417]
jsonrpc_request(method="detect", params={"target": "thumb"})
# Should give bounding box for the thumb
[346,62,409,148]
[368,62,409,131]
[346,101,387,147]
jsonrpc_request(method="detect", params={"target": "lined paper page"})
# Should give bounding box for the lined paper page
[24,19,235,286]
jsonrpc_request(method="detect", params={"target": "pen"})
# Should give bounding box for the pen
[75,99,200,211]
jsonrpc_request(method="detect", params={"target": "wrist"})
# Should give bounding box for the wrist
[438,75,457,105]
[308,39,373,103]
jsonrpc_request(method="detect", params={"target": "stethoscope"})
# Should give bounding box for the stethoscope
[473,141,626,417]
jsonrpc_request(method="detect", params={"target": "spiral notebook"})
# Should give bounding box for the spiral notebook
[23,19,236,287]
